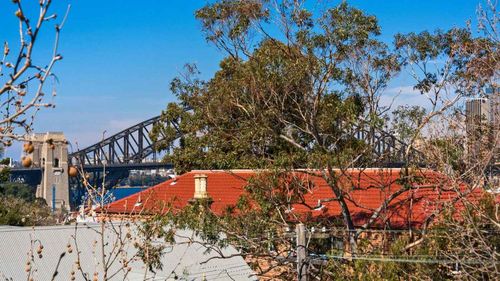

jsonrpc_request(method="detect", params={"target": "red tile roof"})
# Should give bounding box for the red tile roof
[104,169,484,229]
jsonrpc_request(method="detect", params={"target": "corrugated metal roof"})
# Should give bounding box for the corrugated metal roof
[0,223,256,280]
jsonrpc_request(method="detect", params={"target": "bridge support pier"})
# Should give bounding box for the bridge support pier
[29,132,70,211]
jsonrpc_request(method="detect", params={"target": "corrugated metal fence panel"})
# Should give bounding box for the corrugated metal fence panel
[0,224,256,281]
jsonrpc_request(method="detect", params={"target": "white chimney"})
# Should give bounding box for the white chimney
[193,174,208,199]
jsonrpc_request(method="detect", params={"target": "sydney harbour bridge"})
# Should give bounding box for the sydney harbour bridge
[9,115,420,210]
[10,115,172,209]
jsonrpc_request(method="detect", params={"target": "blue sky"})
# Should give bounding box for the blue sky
[0,0,481,158]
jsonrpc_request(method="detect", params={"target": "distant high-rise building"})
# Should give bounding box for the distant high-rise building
[487,87,500,133]
[465,86,499,166]
[466,98,490,134]
[489,87,500,166]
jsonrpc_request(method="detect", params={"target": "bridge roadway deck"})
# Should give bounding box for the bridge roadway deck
[11,162,173,174]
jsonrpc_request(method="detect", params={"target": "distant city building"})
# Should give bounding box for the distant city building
[465,86,499,163]
[466,98,490,133]
[465,87,500,188]
[129,168,175,177]
[466,98,490,161]
[487,87,500,134]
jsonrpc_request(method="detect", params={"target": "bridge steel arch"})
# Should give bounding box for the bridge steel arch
[67,114,419,170]
[66,115,176,208]
[69,115,164,167]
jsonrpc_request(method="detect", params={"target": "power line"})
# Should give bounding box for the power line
[311,254,500,265]
[187,264,251,276]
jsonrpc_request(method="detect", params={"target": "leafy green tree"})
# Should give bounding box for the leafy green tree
[0,161,54,226]
[0,182,36,202]
[0,196,54,226]
[391,105,426,144]
[150,0,498,279]
[152,2,404,258]
[0,166,9,182]
[433,194,500,279]
[134,215,174,276]
[0,159,37,202]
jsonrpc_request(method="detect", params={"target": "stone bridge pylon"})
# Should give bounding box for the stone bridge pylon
[26,132,70,211]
